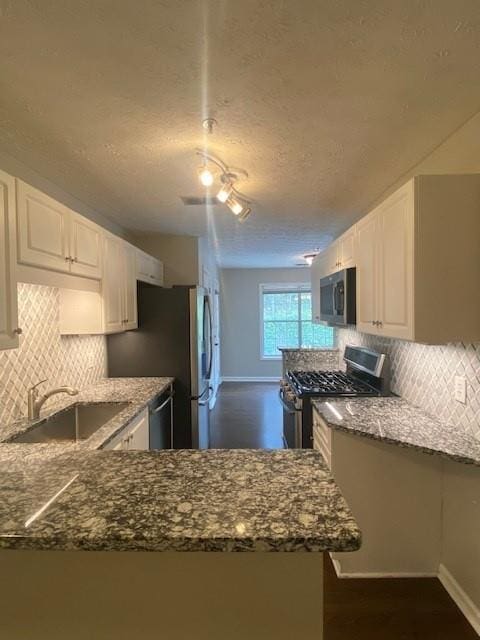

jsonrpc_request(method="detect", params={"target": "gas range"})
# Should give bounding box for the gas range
[280,345,389,449]
[286,370,380,398]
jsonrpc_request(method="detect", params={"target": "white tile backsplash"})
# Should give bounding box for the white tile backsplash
[336,327,480,439]
[0,283,106,425]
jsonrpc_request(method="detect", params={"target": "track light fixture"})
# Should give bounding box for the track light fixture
[195,147,252,222]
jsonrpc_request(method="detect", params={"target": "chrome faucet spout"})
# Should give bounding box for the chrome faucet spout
[27,382,79,421]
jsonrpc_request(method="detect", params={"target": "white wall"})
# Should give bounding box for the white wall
[220,268,310,379]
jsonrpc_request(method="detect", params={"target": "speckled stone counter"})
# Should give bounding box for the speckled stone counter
[0,448,361,552]
[0,377,173,449]
[280,348,339,377]
[312,396,480,466]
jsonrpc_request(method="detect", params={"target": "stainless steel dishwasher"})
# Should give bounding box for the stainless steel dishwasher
[149,384,174,449]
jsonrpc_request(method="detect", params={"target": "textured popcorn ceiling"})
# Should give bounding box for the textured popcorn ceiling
[1,1,480,266]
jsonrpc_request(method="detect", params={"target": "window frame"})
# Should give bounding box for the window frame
[259,283,330,360]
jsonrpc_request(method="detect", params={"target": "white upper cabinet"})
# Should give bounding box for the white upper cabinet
[102,233,125,334]
[0,170,20,350]
[69,211,102,278]
[60,235,138,335]
[337,227,356,269]
[376,182,413,340]
[16,180,71,273]
[122,243,138,331]
[310,251,328,324]
[136,249,164,286]
[357,183,413,340]
[16,180,103,279]
[357,175,480,343]
[356,210,380,333]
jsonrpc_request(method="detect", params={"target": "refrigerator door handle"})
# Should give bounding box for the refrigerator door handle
[204,295,213,381]
[198,386,213,407]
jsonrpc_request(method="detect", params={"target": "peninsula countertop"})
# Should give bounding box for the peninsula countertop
[0,378,361,553]
[312,396,480,467]
[0,448,361,553]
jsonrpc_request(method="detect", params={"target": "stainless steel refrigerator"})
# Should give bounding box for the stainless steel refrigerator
[106,283,213,449]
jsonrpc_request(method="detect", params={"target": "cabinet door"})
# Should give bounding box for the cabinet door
[102,234,124,334]
[338,227,356,268]
[136,249,152,283]
[311,253,327,324]
[16,180,71,273]
[356,210,378,334]
[377,183,414,340]
[150,257,164,286]
[70,212,102,279]
[123,244,138,331]
[128,409,149,450]
[0,170,20,350]
[325,243,339,274]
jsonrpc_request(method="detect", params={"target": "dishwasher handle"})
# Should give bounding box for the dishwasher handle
[152,390,174,414]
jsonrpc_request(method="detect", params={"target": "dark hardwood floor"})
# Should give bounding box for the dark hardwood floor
[210,382,477,640]
[210,382,283,448]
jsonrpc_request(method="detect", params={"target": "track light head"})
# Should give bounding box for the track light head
[238,207,252,223]
[198,166,214,187]
[217,183,233,203]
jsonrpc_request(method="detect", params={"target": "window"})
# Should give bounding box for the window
[260,284,334,358]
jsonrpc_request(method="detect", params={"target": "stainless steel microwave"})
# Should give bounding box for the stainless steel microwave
[319,267,356,326]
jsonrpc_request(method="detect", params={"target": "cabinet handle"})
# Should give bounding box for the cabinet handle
[12,328,23,335]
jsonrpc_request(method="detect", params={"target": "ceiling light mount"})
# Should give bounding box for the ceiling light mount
[304,253,317,266]
[202,118,217,134]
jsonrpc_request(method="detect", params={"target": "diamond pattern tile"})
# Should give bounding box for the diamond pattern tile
[0,283,106,427]
[337,328,480,439]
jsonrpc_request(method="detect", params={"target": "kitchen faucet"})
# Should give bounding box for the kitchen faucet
[27,379,79,420]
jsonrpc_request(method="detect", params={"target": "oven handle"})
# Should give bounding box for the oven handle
[278,388,296,415]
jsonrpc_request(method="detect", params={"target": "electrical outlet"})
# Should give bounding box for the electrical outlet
[454,376,467,404]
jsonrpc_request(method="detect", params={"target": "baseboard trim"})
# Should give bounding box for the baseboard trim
[330,556,437,579]
[439,564,480,636]
[221,377,281,383]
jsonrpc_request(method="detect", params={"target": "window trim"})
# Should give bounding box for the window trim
[259,283,313,360]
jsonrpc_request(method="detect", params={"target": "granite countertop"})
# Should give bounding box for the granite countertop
[1,377,174,449]
[312,397,480,467]
[0,378,361,553]
[0,448,361,552]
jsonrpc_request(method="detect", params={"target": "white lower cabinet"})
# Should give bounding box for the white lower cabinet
[104,408,149,451]
[0,170,20,351]
[313,407,442,576]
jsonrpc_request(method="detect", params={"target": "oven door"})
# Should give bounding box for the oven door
[278,386,302,448]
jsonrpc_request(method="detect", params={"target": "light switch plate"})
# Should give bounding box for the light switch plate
[454,376,467,404]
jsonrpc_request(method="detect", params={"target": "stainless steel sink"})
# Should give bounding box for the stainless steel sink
[13,402,130,444]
